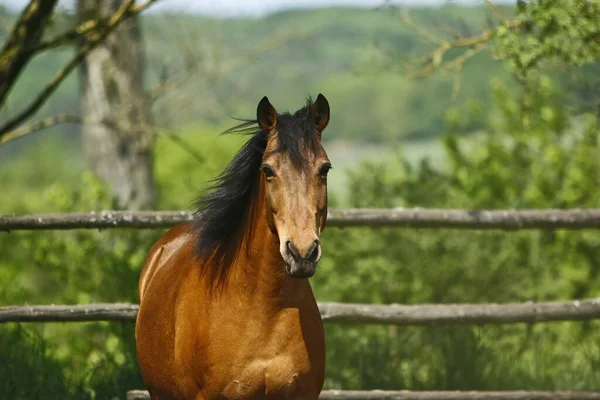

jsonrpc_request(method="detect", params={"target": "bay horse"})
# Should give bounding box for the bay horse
[135,94,332,400]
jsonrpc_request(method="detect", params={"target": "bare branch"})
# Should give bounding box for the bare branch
[35,0,158,52]
[400,12,523,93]
[34,18,106,52]
[203,28,312,82]
[0,0,60,109]
[0,114,81,145]
[0,114,204,166]
[0,0,159,140]
[485,0,508,24]
[139,25,312,130]
[449,45,486,100]
[396,7,444,46]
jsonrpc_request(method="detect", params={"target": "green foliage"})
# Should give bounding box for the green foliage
[0,117,278,399]
[0,124,246,399]
[0,325,71,400]
[5,73,599,397]
[153,125,248,209]
[3,2,600,399]
[492,0,600,79]
[0,173,152,399]
[311,74,600,390]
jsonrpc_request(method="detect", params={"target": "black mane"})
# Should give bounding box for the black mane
[192,97,320,285]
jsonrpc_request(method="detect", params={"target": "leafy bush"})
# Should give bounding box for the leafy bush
[0,325,71,400]
[0,125,243,399]
[311,76,600,390]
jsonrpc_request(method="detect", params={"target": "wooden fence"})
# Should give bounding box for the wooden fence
[2,208,600,399]
[3,299,600,325]
[3,208,600,231]
[125,389,600,400]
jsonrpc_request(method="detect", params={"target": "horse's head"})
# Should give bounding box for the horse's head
[257,95,331,278]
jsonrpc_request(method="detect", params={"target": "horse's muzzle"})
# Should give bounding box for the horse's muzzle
[285,259,317,278]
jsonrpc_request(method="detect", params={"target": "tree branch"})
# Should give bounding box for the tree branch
[34,0,158,52]
[0,114,81,145]
[34,18,109,52]
[0,0,159,140]
[399,5,523,97]
[0,113,204,165]
[0,0,60,109]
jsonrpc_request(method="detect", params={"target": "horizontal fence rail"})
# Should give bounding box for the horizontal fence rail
[3,299,600,325]
[3,209,600,231]
[127,390,600,399]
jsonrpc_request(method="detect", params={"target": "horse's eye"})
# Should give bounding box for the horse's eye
[261,164,276,179]
[318,163,332,178]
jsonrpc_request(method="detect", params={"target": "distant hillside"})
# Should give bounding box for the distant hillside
[0,4,515,151]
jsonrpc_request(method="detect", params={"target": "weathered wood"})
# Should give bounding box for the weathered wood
[3,208,600,232]
[318,299,600,325]
[127,390,600,400]
[3,299,600,325]
[0,303,137,323]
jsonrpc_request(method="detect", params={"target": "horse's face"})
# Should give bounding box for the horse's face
[257,95,331,278]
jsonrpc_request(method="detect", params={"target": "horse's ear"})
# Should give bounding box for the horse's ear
[311,93,330,135]
[257,96,277,132]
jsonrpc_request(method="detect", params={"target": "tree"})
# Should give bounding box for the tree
[400,0,600,105]
[77,0,156,210]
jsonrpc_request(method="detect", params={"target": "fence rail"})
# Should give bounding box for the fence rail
[127,390,600,399]
[5,209,600,397]
[3,208,600,231]
[3,299,600,325]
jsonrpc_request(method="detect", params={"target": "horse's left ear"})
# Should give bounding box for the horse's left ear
[311,93,330,135]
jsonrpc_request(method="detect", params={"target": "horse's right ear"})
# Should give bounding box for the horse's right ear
[257,96,277,132]
[311,93,330,135]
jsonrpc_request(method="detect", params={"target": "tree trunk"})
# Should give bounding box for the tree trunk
[77,0,156,210]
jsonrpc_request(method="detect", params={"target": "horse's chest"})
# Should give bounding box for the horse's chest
[186,295,325,399]
[219,355,315,399]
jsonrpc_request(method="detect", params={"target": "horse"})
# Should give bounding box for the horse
[135,94,332,400]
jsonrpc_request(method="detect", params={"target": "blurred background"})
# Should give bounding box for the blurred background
[1,0,600,399]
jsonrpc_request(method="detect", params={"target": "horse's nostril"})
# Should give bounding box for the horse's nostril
[286,240,300,260]
[306,240,320,262]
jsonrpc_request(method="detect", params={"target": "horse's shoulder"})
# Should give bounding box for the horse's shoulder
[138,222,195,300]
